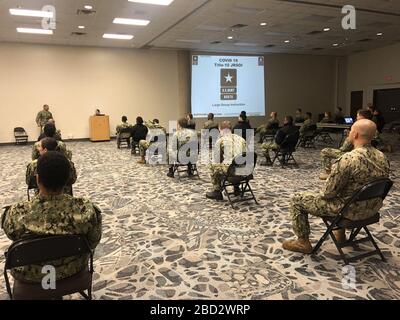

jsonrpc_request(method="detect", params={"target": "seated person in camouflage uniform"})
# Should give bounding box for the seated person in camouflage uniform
[26,137,77,196]
[203,113,217,130]
[32,123,72,160]
[256,112,280,143]
[2,151,102,283]
[283,119,390,254]
[186,113,196,130]
[38,119,62,141]
[206,121,247,201]
[167,118,198,178]
[299,112,313,137]
[319,112,334,124]
[116,116,132,146]
[261,116,298,165]
[137,119,167,164]
[319,109,373,180]
[294,108,305,124]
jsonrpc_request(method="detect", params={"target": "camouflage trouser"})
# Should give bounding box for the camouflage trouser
[261,141,279,162]
[320,148,344,172]
[139,140,150,157]
[209,164,230,191]
[256,125,267,135]
[290,192,342,237]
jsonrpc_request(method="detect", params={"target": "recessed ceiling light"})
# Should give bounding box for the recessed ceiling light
[84,5,93,10]
[227,36,234,40]
[377,32,383,36]
[128,0,174,5]
[333,43,339,47]
[10,8,54,18]
[323,27,331,32]
[260,22,267,26]
[17,28,53,35]
[113,18,150,26]
[284,40,290,43]
[78,26,85,29]
[103,33,134,40]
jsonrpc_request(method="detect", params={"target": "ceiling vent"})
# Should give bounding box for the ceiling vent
[77,9,96,16]
[358,38,372,42]
[71,32,87,36]
[307,30,323,35]
[210,41,222,44]
[230,24,248,29]
[264,44,275,48]
[312,47,323,50]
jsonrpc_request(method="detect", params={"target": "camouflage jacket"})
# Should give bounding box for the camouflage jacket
[32,141,71,161]
[36,110,53,127]
[1,194,102,283]
[324,145,390,220]
[213,133,247,165]
[116,122,132,134]
[169,128,198,162]
[203,120,217,130]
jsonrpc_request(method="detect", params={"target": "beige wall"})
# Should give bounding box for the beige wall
[0,42,339,143]
[0,43,182,143]
[346,43,400,111]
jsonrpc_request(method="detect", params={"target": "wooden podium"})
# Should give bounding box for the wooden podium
[90,115,110,142]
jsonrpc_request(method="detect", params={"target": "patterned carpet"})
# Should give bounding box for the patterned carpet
[0,135,399,300]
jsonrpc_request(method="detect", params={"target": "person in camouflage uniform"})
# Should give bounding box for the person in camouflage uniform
[38,119,62,141]
[2,151,102,283]
[167,118,198,178]
[319,109,373,180]
[256,112,280,143]
[116,116,132,147]
[137,119,167,164]
[203,113,218,130]
[32,123,71,160]
[283,119,390,254]
[26,137,77,196]
[206,121,247,200]
[36,104,53,132]
[299,112,314,137]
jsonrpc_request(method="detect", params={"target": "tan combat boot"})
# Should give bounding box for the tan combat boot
[137,156,146,164]
[319,171,330,180]
[282,236,313,254]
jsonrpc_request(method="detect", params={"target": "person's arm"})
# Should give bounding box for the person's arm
[26,163,33,186]
[1,204,27,241]
[35,112,41,126]
[32,143,40,160]
[339,137,353,152]
[323,154,351,199]
[274,130,285,145]
[69,161,77,185]
[84,203,102,250]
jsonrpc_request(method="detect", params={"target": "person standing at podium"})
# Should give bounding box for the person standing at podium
[36,104,53,132]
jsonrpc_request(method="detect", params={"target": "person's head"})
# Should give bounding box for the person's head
[271,112,277,119]
[348,119,377,146]
[43,123,56,137]
[357,109,373,121]
[296,108,302,115]
[122,116,128,123]
[177,118,188,130]
[284,115,294,126]
[38,137,58,156]
[306,112,312,120]
[208,113,214,121]
[367,104,375,112]
[219,121,232,134]
[48,118,55,124]
[325,111,332,118]
[136,116,144,125]
[36,151,70,195]
[186,113,193,121]
[337,107,343,112]
[43,104,49,111]
[373,109,381,116]
[153,119,159,124]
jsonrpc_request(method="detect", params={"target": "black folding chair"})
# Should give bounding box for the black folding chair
[4,234,94,300]
[261,123,279,143]
[172,141,200,180]
[312,178,393,265]
[14,127,29,145]
[117,128,131,149]
[221,152,258,209]
[272,132,300,168]
[298,124,318,149]
[315,129,334,145]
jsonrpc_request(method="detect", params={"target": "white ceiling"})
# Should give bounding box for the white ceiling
[0,0,400,55]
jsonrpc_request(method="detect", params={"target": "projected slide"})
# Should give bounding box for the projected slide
[191,55,265,118]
